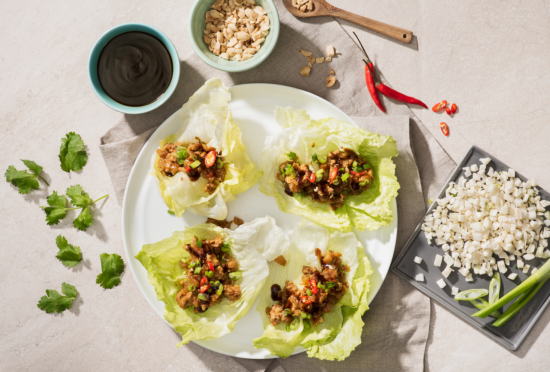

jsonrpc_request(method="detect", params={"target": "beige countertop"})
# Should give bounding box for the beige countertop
[1,0,549,371]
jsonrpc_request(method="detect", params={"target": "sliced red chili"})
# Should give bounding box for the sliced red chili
[450,103,457,114]
[301,296,312,305]
[432,102,447,112]
[204,150,217,167]
[308,172,316,183]
[185,166,191,173]
[351,170,366,176]
[309,279,318,295]
[199,277,210,293]
[207,262,215,272]
[445,107,452,115]
[329,167,338,184]
[440,122,450,137]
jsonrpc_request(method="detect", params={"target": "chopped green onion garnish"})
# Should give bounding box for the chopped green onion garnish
[325,281,335,289]
[216,158,223,169]
[301,312,308,319]
[283,308,291,317]
[196,240,203,248]
[190,160,201,168]
[216,284,224,296]
[317,283,326,290]
[205,270,213,278]
[189,261,197,268]
[167,210,175,215]
[188,284,196,292]
[194,267,201,274]
[312,153,318,162]
[454,289,489,301]
[177,158,185,165]
[363,164,371,169]
[306,289,312,296]
[341,173,350,182]
[318,157,327,164]
[352,161,358,168]
[289,317,300,330]
[489,272,501,305]
[221,244,230,252]
[229,272,242,279]
[286,325,290,332]
[197,293,208,301]
[288,152,297,160]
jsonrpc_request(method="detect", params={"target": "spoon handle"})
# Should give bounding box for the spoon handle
[331,9,413,44]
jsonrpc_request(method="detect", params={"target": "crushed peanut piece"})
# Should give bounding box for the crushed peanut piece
[299,49,312,57]
[326,76,336,87]
[308,56,315,64]
[300,66,312,76]
[292,0,314,13]
[325,57,332,62]
[326,44,335,57]
[330,68,335,75]
[203,0,270,61]
[316,57,324,64]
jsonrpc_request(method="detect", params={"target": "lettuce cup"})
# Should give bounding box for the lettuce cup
[259,107,399,232]
[253,221,373,360]
[136,216,288,346]
[153,78,260,220]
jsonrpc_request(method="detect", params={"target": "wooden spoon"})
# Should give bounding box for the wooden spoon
[282,0,413,44]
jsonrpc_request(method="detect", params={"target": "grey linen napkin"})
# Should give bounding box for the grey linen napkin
[99,2,455,370]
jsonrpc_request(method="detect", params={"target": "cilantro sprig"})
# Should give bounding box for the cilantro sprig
[96,253,125,289]
[55,235,82,267]
[41,185,108,230]
[37,283,78,314]
[5,160,49,194]
[59,132,88,172]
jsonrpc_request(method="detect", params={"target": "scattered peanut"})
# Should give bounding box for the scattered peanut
[330,69,335,75]
[292,0,314,12]
[315,57,324,64]
[300,66,312,76]
[326,44,335,57]
[299,49,313,57]
[326,76,336,87]
[203,0,270,61]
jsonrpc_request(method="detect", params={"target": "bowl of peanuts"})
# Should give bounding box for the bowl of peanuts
[189,0,280,72]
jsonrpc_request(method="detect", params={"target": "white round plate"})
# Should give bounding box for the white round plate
[122,84,397,359]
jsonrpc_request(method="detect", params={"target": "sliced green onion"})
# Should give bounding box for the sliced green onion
[493,279,547,326]
[318,157,327,164]
[317,283,326,290]
[216,158,223,169]
[196,240,203,248]
[221,244,231,252]
[187,284,196,292]
[312,153,318,162]
[205,270,214,278]
[189,261,197,268]
[282,308,291,317]
[307,313,312,319]
[363,164,371,169]
[167,210,175,215]
[286,325,290,332]
[454,289,489,301]
[229,272,242,279]
[190,160,201,168]
[306,289,312,296]
[194,267,201,274]
[325,281,335,289]
[469,298,501,318]
[301,312,308,319]
[216,284,224,296]
[303,321,311,331]
[197,293,208,301]
[341,172,350,182]
[289,317,300,330]
[288,152,297,160]
[352,161,358,168]
[315,169,324,180]
[177,158,185,165]
[489,272,501,305]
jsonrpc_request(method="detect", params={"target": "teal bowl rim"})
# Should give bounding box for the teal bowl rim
[88,23,181,115]
[188,0,280,73]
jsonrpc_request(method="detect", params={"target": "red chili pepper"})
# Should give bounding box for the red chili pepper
[308,172,316,183]
[329,167,338,184]
[432,102,447,112]
[301,296,312,305]
[207,262,215,272]
[450,103,457,114]
[185,166,191,173]
[364,63,386,113]
[445,107,452,115]
[309,279,318,295]
[376,83,428,109]
[205,150,217,167]
[351,170,366,176]
[440,122,450,137]
[200,277,210,293]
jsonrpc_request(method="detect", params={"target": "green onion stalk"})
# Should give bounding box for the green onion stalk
[472,259,550,326]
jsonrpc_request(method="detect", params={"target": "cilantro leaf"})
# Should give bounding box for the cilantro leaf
[5,165,39,194]
[37,283,78,313]
[59,132,88,172]
[21,160,43,177]
[42,191,69,225]
[55,235,82,267]
[66,185,92,207]
[288,152,297,160]
[73,207,93,231]
[96,253,125,289]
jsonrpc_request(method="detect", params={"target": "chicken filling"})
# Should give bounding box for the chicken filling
[277,148,374,210]
[157,137,226,194]
[266,249,350,329]
[176,235,242,313]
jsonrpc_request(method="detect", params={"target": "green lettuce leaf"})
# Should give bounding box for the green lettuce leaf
[152,78,261,220]
[259,107,399,232]
[135,216,288,346]
[252,222,372,360]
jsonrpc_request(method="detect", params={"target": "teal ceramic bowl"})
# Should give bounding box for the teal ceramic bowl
[88,23,180,114]
[188,0,280,72]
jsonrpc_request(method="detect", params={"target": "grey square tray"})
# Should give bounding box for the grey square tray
[391,145,550,350]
